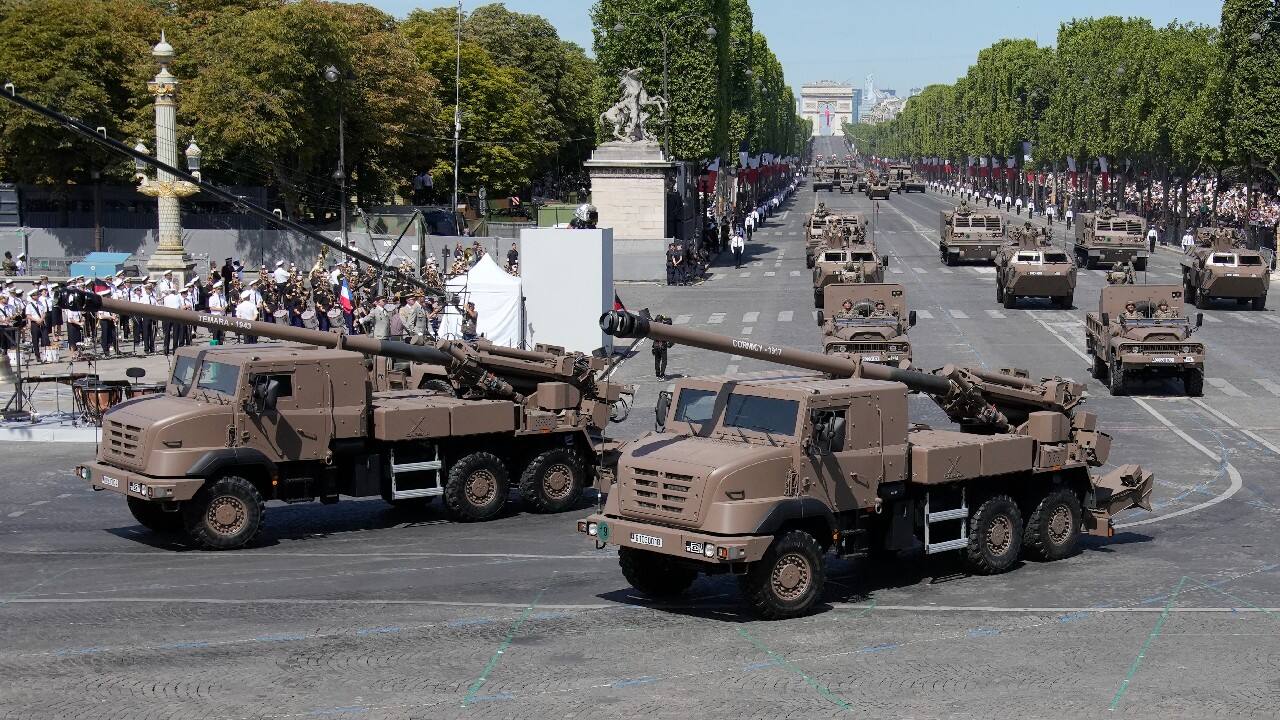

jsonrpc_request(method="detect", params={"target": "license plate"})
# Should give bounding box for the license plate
[128,481,144,494]
[1030,271,1043,275]
[1153,357,1175,363]
[863,355,881,362]
[630,532,663,548]
[100,475,119,488]
[685,541,704,554]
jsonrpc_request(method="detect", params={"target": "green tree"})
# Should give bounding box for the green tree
[1221,0,1280,180]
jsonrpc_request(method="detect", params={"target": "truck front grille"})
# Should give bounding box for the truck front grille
[620,465,704,525]
[103,420,143,467]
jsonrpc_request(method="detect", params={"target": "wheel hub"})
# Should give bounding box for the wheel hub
[1048,505,1072,543]
[208,497,246,535]
[543,463,573,499]
[467,470,496,505]
[987,515,1012,555]
[771,553,810,601]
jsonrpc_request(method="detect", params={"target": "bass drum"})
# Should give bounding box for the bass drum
[327,308,346,333]
[272,309,288,324]
[301,309,318,330]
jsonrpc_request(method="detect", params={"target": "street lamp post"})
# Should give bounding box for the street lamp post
[323,65,348,248]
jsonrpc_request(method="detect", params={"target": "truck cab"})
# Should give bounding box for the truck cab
[816,283,916,367]
[1084,285,1205,395]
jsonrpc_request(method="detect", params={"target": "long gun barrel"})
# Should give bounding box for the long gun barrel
[1,84,440,296]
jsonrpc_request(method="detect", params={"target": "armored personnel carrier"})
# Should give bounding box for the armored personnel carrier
[816,283,916,367]
[1180,227,1269,310]
[887,163,912,193]
[581,311,1154,619]
[812,161,835,192]
[1074,207,1148,270]
[812,244,888,307]
[1084,285,1206,396]
[939,200,1005,265]
[866,175,891,200]
[857,170,870,192]
[805,211,868,268]
[901,173,927,193]
[995,223,1077,308]
[59,290,632,549]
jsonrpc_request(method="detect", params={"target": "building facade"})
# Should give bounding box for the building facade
[800,81,855,136]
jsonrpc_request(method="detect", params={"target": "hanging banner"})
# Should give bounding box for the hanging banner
[1098,156,1110,191]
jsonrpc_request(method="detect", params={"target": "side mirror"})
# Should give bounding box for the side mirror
[247,374,268,415]
[1196,312,1204,328]
[654,390,671,433]
[1101,312,1110,326]
[263,379,281,413]
[908,310,917,327]
[815,310,825,327]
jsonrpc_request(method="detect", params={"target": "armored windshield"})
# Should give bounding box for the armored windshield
[170,355,198,395]
[196,361,241,396]
[672,388,800,437]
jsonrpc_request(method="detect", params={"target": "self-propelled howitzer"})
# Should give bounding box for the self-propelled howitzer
[60,289,631,550]
[581,310,1154,619]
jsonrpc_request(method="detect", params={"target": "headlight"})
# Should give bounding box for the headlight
[77,466,89,480]
[587,522,598,536]
[703,543,717,558]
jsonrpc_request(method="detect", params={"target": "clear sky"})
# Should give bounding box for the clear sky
[357,0,1224,96]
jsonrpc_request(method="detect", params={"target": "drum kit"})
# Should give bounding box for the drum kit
[69,367,165,426]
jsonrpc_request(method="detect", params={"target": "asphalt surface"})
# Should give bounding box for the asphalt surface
[3,138,1280,719]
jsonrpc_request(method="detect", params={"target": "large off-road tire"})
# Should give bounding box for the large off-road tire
[1253,294,1267,311]
[444,451,509,521]
[739,530,826,619]
[1092,354,1108,381]
[1003,289,1017,309]
[995,282,1005,303]
[1184,283,1198,304]
[813,290,823,309]
[1195,292,1211,309]
[618,547,697,598]
[1133,257,1147,271]
[520,447,584,514]
[420,378,455,396]
[1108,359,1126,396]
[182,475,265,550]
[127,496,183,533]
[964,494,1023,575]
[1054,294,1073,309]
[1023,488,1082,561]
[1184,369,1204,397]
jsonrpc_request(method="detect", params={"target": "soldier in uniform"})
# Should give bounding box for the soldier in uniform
[870,300,889,317]
[311,270,334,332]
[360,296,392,339]
[651,314,672,379]
[1121,301,1142,320]
[461,300,478,341]
[834,299,858,319]
[1153,300,1178,319]
[404,294,428,344]
[815,202,828,218]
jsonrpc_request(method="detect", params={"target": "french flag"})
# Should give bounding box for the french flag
[339,279,353,313]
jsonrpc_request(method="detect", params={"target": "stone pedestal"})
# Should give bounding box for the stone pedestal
[583,141,673,241]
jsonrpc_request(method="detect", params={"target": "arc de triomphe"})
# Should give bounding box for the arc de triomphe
[800,81,854,136]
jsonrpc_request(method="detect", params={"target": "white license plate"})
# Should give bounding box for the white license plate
[1153,357,1175,363]
[100,475,119,488]
[863,355,882,362]
[685,541,704,554]
[128,482,145,494]
[630,533,663,548]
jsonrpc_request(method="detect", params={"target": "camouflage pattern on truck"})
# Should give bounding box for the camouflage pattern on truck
[581,312,1155,619]
[1084,285,1206,396]
[1074,207,1148,270]
[995,222,1077,308]
[817,283,916,367]
[1180,227,1269,310]
[939,200,1006,265]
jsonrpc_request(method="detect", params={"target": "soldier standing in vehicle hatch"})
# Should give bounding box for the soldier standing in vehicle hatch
[871,300,889,317]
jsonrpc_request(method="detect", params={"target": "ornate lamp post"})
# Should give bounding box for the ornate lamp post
[139,32,198,284]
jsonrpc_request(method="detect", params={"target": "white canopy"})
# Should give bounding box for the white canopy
[440,253,524,347]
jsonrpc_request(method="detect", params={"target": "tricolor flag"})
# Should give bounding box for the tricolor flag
[613,292,626,312]
[339,278,353,313]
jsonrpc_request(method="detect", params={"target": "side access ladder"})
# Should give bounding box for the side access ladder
[923,488,969,554]
[388,447,444,500]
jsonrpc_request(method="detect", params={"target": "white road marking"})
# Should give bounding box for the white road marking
[1235,315,1259,324]
[971,266,997,274]
[764,271,776,277]
[778,311,794,322]
[916,309,934,319]
[708,313,725,324]
[674,315,691,325]
[725,364,739,374]
[1207,378,1247,397]
[1200,313,1221,323]
[913,267,929,274]
[790,270,801,277]
[29,501,48,507]
[738,272,751,278]
[743,312,759,323]
[890,268,904,274]
[949,309,969,319]
[787,231,798,236]
[741,327,753,335]
[1254,378,1280,396]
[1258,314,1280,327]
[7,511,25,518]
[939,268,954,274]
[1189,398,1280,456]
[56,493,73,499]
[986,310,1006,319]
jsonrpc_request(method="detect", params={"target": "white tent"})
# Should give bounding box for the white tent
[440,254,524,347]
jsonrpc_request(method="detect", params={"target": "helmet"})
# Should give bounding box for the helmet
[574,203,598,224]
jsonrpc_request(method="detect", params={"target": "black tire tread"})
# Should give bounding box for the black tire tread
[739,530,826,620]
[520,447,584,514]
[443,451,510,522]
[1023,488,1082,561]
[182,475,265,550]
[964,494,1023,575]
[127,496,184,533]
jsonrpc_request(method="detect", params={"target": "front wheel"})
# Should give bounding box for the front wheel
[739,530,826,619]
[1253,294,1267,311]
[520,447,584,514]
[182,476,265,550]
[1184,283,1198,304]
[619,547,697,598]
[1108,359,1126,396]
[964,495,1023,574]
[995,282,1004,303]
[127,496,183,533]
[1133,257,1147,271]
[1184,369,1204,397]
[444,451,509,521]
[1023,489,1082,561]
[1003,289,1017,309]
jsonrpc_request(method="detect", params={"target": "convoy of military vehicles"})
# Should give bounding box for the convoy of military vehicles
[1074,207,1149,270]
[995,222,1077,309]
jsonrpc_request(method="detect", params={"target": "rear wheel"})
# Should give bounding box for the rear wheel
[1196,292,1211,309]
[619,547,696,598]
[520,447,584,514]
[1108,359,1126,396]
[1184,369,1204,397]
[964,495,1023,574]
[740,530,825,619]
[1023,489,1082,561]
[444,451,509,521]
[127,496,183,533]
[1184,283,1198,304]
[1253,294,1267,311]
[182,475,265,550]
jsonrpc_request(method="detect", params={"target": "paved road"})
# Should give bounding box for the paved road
[3,151,1280,717]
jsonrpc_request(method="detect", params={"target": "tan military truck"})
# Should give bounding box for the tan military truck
[812,162,835,192]
[866,175,891,200]
[901,173,927,193]
[812,245,888,307]
[1180,227,1269,310]
[816,283,916,367]
[995,224,1077,309]
[60,290,631,549]
[1084,285,1206,396]
[939,201,1006,265]
[1074,207,1148,270]
[887,163,912,193]
[806,211,869,268]
[856,170,870,192]
[581,311,1154,619]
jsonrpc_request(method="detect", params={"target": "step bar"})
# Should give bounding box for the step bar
[923,489,969,555]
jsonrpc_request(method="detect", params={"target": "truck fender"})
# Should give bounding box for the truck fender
[186,448,279,480]
[753,497,836,537]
